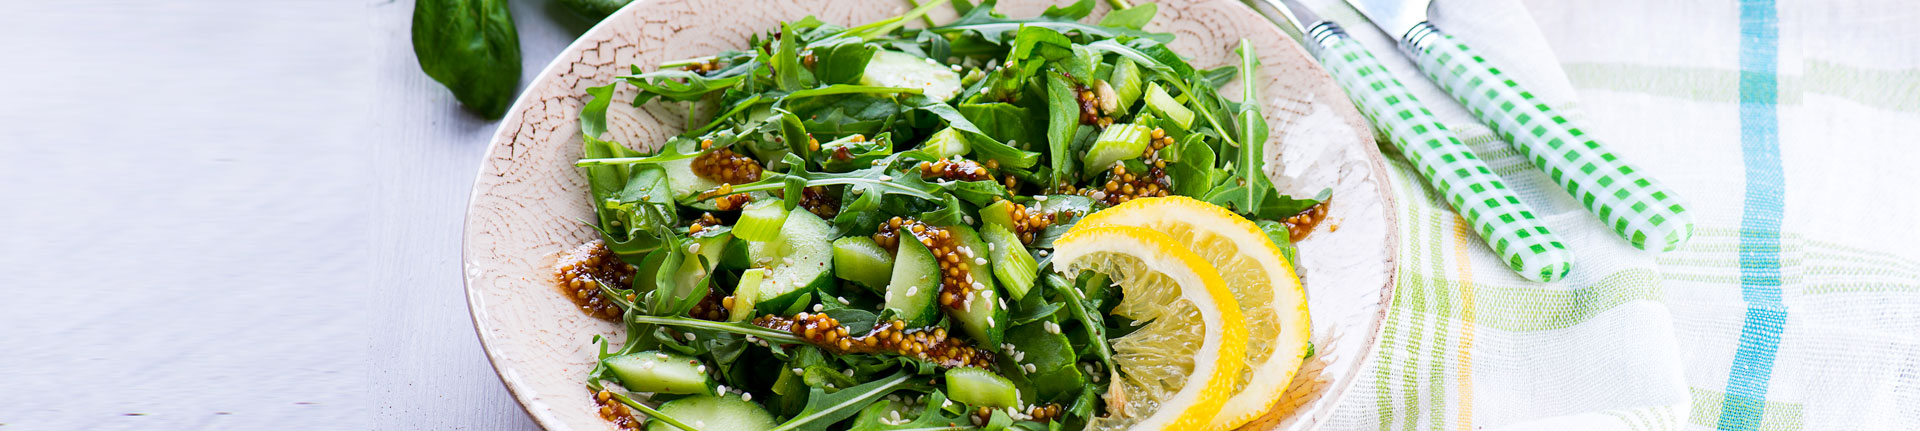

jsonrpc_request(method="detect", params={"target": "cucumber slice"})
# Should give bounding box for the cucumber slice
[747,210,835,315]
[910,127,970,160]
[1108,58,1144,114]
[1081,123,1150,176]
[884,234,940,327]
[945,367,1021,408]
[645,394,777,431]
[981,224,1037,300]
[832,236,894,292]
[945,225,1007,350]
[860,50,961,102]
[734,199,789,242]
[663,157,722,210]
[673,234,733,297]
[604,350,716,395]
[1144,83,1193,130]
[727,268,764,322]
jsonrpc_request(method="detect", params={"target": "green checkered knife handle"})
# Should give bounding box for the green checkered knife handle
[1401,24,1695,252]
[1304,23,1572,282]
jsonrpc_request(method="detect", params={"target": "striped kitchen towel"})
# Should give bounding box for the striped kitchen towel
[1287,0,1920,429]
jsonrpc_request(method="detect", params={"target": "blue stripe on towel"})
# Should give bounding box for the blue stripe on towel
[1718,1,1785,430]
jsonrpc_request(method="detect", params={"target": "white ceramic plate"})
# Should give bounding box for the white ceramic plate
[463,1,1397,429]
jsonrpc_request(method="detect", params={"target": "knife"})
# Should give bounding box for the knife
[1340,0,1694,252]
[1249,0,1572,281]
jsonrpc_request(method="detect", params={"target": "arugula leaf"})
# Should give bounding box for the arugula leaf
[1260,187,1330,220]
[776,22,807,91]
[1043,72,1079,192]
[848,391,970,431]
[1040,0,1097,20]
[1096,3,1158,30]
[411,0,520,118]
[784,85,924,102]
[771,371,918,431]
[622,69,748,104]
[817,133,895,172]
[930,0,1173,45]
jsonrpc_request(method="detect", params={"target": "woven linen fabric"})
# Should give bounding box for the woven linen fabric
[1288,0,1920,429]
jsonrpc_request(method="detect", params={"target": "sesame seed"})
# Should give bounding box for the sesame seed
[742,392,753,401]
[906,286,919,296]
[1023,363,1037,373]
[812,304,823,312]
[964,215,975,224]
[717,385,729,394]
[792,368,804,375]
[1035,195,1048,201]
[880,175,893,181]
[687,242,702,254]
[696,365,707,373]
[1038,250,1050,257]
[837,296,850,305]
[974,257,988,266]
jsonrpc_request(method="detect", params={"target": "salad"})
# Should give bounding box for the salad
[553,1,1328,430]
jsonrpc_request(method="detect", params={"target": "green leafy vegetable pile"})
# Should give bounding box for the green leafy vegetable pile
[561,1,1329,430]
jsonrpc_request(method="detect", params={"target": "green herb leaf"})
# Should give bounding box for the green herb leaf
[411,0,521,118]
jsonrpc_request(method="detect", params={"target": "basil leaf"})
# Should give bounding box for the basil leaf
[411,0,521,118]
[557,0,632,21]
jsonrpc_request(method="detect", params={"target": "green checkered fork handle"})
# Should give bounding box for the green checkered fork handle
[1304,23,1573,282]
[1404,27,1695,252]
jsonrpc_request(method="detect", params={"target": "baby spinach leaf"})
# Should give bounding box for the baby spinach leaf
[811,36,879,85]
[411,0,521,118]
[1169,134,1216,196]
[905,95,1040,168]
[956,103,1036,148]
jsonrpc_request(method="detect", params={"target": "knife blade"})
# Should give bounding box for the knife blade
[1342,0,1696,252]
[1246,0,1573,281]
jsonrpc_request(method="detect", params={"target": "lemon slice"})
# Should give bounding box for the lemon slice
[1074,196,1312,429]
[1050,226,1247,431]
